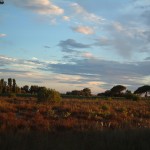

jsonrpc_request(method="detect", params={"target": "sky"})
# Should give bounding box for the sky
[0,0,150,94]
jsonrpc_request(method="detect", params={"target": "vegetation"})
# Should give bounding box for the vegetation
[0,129,150,150]
[0,78,150,149]
[134,85,150,97]
[37,87,61,102]
[66,88,92,97]
[0,96,150,132]
[0,78,20,94]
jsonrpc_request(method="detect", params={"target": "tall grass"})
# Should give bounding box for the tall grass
[0,129,150,150]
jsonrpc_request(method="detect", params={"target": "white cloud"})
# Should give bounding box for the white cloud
[10,0,64,15]
[70,3,104,24]
[72,26,94,35]
[88,81,106,86]
[0,55,16,62]
[0,34,6,37]
[62,16,70,21]
[32,57,38,60]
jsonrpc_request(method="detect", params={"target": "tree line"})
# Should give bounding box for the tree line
[0,78,20,94]
[66,85,150,99]
[0,78,150,99]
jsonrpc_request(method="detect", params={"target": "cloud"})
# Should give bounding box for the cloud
[10,0,64,15]
[0,34,6,38]
[145,57,150,60]
[82,52,95,59]
[44,45,51,49]
[94,37,111,46]
[0,55,47,70]
[70,3,104,24]
[142,10,150,26]
[58,39,91,53]
[62,16,70,21]
[93,21,150,58]
[71,26,94,35]
[0,54,150,92]
[0,55,16,66]
[45,57,150,90]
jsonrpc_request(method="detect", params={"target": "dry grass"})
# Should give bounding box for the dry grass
[0,97,150,150]
[0,97,150,132]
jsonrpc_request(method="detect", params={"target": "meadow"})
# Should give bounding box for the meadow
[0,96,150,149]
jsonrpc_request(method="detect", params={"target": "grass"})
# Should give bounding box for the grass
[0,97,150,131]
[0,129,150,150]
[0,96,150,149]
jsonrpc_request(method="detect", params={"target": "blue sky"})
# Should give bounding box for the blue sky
[0,0,150,93]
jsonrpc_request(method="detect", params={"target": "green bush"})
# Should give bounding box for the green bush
[37,87,61,102]
[101,104,110,111]
[125,93,140,101]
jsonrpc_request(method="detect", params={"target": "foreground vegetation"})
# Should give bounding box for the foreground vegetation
[0,129,150,150]
[0,97,150,149]
[0,97,150,131]
[0,78,150,149]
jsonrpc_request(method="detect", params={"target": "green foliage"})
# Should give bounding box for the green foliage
[125,93,140,101]
[101,104,110,111]
[37,87,61,102]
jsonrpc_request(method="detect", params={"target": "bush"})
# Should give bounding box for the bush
[125,93,140,101]
[8,93,16,98]
[37,87,61,102]
[101,104,110,111]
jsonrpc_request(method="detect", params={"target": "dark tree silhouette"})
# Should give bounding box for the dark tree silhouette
[134,85,150,97]
[110,85,126,95]
[12,79,16,93]
[82,88,92,96]
[30,85,39,94]
[21,85,29,93]
[0,0,4,4]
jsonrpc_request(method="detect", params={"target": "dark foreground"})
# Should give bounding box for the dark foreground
[0,129,150,150]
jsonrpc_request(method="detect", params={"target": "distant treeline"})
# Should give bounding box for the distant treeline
[0,78,150,99]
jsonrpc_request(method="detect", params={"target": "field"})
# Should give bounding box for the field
[0,97,150,149]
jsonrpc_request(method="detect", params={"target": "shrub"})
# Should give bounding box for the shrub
[101,104,110,111]
[132,95,140,101]
[8,93,16,98]
[125,93,140,101]
[37,87,61,102]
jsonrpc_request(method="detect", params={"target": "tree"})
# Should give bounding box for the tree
[12,79,16,93]
[0,79,4,94]
[82,88,92,96]
[3,81,7,93]
[21,85,29,93]
[134,85,150,97]
[110,85,126,96]
[97,90,111,97]
[37,87,61,102]
[8,78,12,93]
[71,90,81,96]
[30,85,39,94]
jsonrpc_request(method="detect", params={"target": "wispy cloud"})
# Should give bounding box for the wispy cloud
[47,57,150,90]
[10,0,64,15]
[0,34,6,38]
[71,26,94,35]
[70,3,104,24]
[62,16,70,21]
